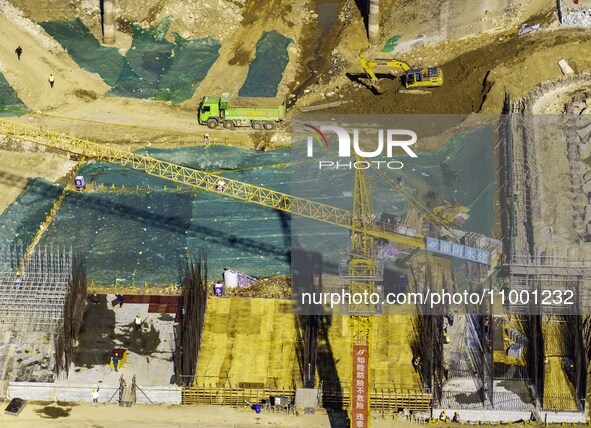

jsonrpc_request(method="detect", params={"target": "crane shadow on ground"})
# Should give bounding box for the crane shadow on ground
[0,172,344,276]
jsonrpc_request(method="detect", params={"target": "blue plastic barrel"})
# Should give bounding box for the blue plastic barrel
[255,404,261,414]
[74,176,85,189]
[213,283,223,297]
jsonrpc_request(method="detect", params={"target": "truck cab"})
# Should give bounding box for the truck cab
[198,96,221,127]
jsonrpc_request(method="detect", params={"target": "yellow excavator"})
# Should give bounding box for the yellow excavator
[359,56,443,89]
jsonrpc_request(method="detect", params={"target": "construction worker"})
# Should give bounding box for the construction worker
[112,354,120,372]
[412,356,421,372]
[92,388,99,403]
[439,410,449,422]
[14,271,22,290]
[452,412,461,423]
[134,314,142,331]
[15,45,22,60]
[48,74,55,88]
[544,354,549,370]
[443,332,451,344]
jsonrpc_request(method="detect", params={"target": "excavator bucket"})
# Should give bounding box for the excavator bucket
[368,81,385,94]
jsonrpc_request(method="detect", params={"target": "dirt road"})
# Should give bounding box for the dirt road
[0,148,75,215]
[0,9,109,111]
[0,402,420,428]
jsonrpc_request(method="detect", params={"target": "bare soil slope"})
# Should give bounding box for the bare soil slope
[300,28,591,115]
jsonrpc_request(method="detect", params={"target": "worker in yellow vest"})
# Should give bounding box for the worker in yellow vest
[134,314,142,331]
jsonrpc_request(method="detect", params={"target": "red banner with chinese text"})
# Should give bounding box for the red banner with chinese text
[351,344,369,428]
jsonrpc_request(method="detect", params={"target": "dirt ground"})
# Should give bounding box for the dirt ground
[0,402,421,428]
[299,26,591,116]
[0,401,586,428]
[4,0,247,42]
[185,0,314,108]
[294,0,591,119]
[0,0,297,149]
[0,145,75,215]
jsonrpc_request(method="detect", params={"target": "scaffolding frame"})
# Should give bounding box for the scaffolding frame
[497,93,591,416]
[0,245,71,332]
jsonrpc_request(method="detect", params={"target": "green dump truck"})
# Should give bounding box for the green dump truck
[198,95,285,130]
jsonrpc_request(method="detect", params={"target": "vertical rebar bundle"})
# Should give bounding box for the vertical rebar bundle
[295,315,318,388]
[175,254,208,386]
[54,254,88,377]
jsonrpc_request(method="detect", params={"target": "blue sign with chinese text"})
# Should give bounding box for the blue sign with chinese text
[425,237,490,265]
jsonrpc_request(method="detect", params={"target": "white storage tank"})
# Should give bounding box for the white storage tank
[224,269,239,288]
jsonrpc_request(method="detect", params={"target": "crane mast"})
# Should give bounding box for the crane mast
[348,164,377,427]
[0,118,497,427]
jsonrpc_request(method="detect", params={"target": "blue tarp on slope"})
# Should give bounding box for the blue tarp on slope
[0,73,28,116]
[39,18,134,87]
[239,30,292,97]
[40,17,220,103]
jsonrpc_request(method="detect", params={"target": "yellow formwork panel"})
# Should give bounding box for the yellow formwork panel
[195,297,297,388]
[543,357,577,411]
[196,298,231,384]
[542,320,570,356]
[198,298,420,390]
[321,314,421,388]
[373,315,421,387]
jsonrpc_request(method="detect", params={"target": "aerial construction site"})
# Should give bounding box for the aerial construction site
[2,0,591,427]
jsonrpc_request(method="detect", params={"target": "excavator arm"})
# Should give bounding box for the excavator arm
[359,56,411,80]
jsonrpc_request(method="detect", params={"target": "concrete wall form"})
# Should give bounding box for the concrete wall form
[7,382,181,404]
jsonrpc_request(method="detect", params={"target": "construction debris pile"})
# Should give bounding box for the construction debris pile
[562,6,591,26]
[1,331,55,383]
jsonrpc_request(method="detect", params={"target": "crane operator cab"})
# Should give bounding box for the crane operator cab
[405,67,443,89]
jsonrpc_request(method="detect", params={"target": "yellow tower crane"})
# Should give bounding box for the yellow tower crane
[0,118,494,427]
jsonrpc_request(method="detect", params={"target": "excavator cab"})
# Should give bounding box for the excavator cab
[405,67,443,88]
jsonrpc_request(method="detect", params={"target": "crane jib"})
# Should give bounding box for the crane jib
[0,118,495,260]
